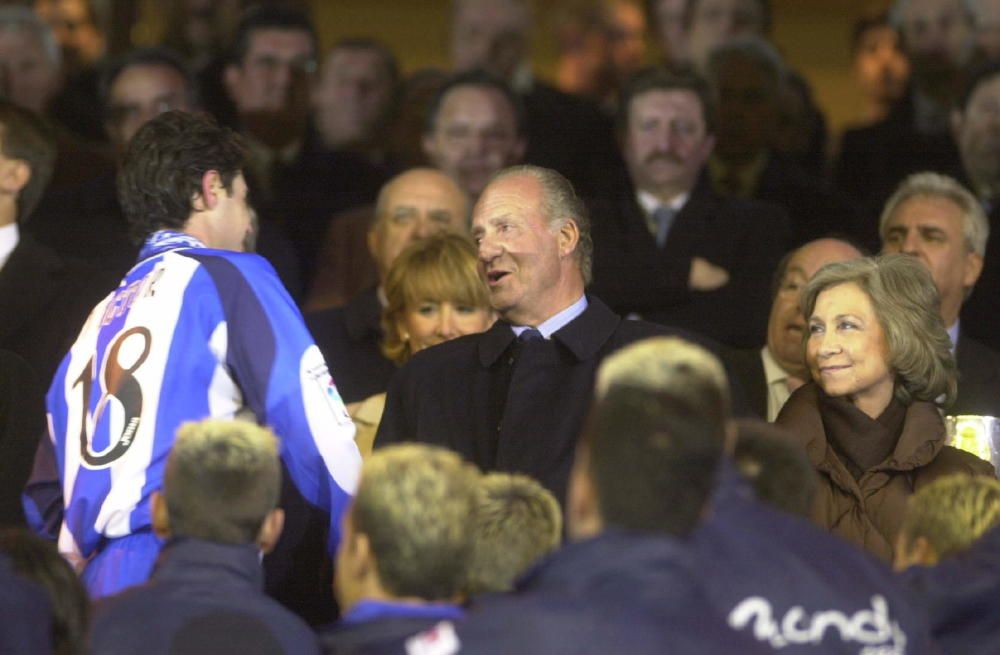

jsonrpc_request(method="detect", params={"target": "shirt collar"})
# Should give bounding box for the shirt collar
[340,599,465,625]
[760,345,789,385]
[0,222,18,270]
[636,189,689,216]
[510,294,588,339]
[947,320,959,351]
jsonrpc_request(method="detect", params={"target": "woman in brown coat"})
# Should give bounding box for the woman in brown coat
[776,254,995,561]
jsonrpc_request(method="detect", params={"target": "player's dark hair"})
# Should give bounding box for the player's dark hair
[118,111,245,243]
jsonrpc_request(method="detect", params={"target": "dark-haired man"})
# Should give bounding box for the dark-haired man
[91,419,321,655]
[25,111,360,599]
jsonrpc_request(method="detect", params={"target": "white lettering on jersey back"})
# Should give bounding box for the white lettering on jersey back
[728,594,907,653]
[300,344,360,494]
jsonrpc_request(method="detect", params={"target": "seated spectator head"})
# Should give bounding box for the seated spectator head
[466,472,562,594]
[732,419,819,517]
[0,6,62,115]
[152,419,284,553]
[100,47,196,154]
[422,70,526,199]
[34,0,104,73]
[646,0,690,64]
[618,66,716,202]
[381,232,493,365]
[767,238,864,381]
[118,111,249,249]
[335,444,480,611]
[472,165,593,325]
[0,100,56,227]
[368,167,470,282]
[0,528,89,655]
[451,0,531,82]
[706,35,784,165]
[852,11,911,121]
[312,38,399,152]
[604,0,648,85]
[895,474,1000,569]
[880,172,988,328]
[223,5,317,146]
[568,384,727,541]
[971,0,1000,58]
[890,0,974,87]
[686,0,771,71]
[953,62,1000,202]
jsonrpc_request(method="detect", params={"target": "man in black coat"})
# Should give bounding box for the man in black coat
[376,165,668,503]
[306,168,470,404]
[879,172,1000,417]
[588,66,791,348]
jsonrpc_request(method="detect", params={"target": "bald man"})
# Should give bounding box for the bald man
[723,238,864,420]
[306,169,470,404]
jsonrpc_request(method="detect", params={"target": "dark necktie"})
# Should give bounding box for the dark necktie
[652,205,676,248]
[518,327,543,342]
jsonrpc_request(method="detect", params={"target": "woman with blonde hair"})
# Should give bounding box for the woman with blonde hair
[349,233,494,456]
[776,254,995,561]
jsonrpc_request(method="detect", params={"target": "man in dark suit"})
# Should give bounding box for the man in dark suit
[306,168,470,404]
[588,66,790,348]
[724,238,864,420]
[0,100,118,384]
[376,165,667,503]
[880,172,1000,417]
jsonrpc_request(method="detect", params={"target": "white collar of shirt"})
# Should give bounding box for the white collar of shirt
[636,189,689,217]
[0,222,19,271]
[761,346,792,422]
[511,295,588,340]
[947,320,959,351]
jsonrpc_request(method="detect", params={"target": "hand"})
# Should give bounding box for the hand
[689,257,730,291]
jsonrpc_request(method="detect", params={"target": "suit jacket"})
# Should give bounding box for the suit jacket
[960,203,1000,352]
[952,333,1000,417]
[375,296,668,502]
[306,288,397,404]
[0,350,44,527]
[722,347,768,420]
[0,234,120,383]
[589,177,791,348]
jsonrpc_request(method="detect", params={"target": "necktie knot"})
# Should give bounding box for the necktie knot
[518,328,543,342]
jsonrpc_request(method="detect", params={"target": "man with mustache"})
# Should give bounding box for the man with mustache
[588,66,790,348]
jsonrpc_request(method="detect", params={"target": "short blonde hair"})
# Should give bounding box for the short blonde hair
[802,254,957,407]
[352,444,481,600]
[900,474,1000,559]
[595,336,730,417]
[466,473,562,594]
[380,232,490,365]
[165,419,280,544]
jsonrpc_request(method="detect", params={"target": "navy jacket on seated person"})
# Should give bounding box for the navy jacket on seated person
[320,600,464,655]
[694,461,935,653]
[899,525,1000,655]
[441,531,765,654]
[0,553,52,655]
[90,537,320,655]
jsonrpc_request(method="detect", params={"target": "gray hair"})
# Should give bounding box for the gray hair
[802,254,957,407]
[0,6,60,69]
[880,172,990,257]
[595,336,731,418]
[491,164,594,285]
[706,34,785,93]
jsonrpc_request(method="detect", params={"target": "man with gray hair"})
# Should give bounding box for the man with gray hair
[376,164,668,504]
[90,419,320,655]
[880,171,1000,416]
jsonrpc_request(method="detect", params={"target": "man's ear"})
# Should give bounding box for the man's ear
[557,217,580,259]
[193,170,223,212]
[0,159,30,195]
[963,250,984,290]
[151,490,171,540]
[223,64,243,106]
[257,508,285,554]
[566,446,601,540]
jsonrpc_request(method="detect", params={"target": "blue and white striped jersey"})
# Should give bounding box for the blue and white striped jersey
[44,231,360,566]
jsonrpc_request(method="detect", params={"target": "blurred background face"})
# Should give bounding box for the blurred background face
[397,299,493,353]
[0,27,60,113]
[806,282,894,410]
[688,0,766,69]
[898,0,973,79]
[34,0,103,72]
[313,47,395,149]
[651,0,690,64]
[451,0,529,80]
[623,89,714,195]
[955,73,1000,194]
[422,85,524,199]
[973,0,1000,58]
[106,63,192,151]
[605,0,647,83]
[854,24,910,107]
[712,54,779,162]
[226,27,315,114]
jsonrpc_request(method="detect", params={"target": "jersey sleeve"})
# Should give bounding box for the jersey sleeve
[197,252,361,553]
